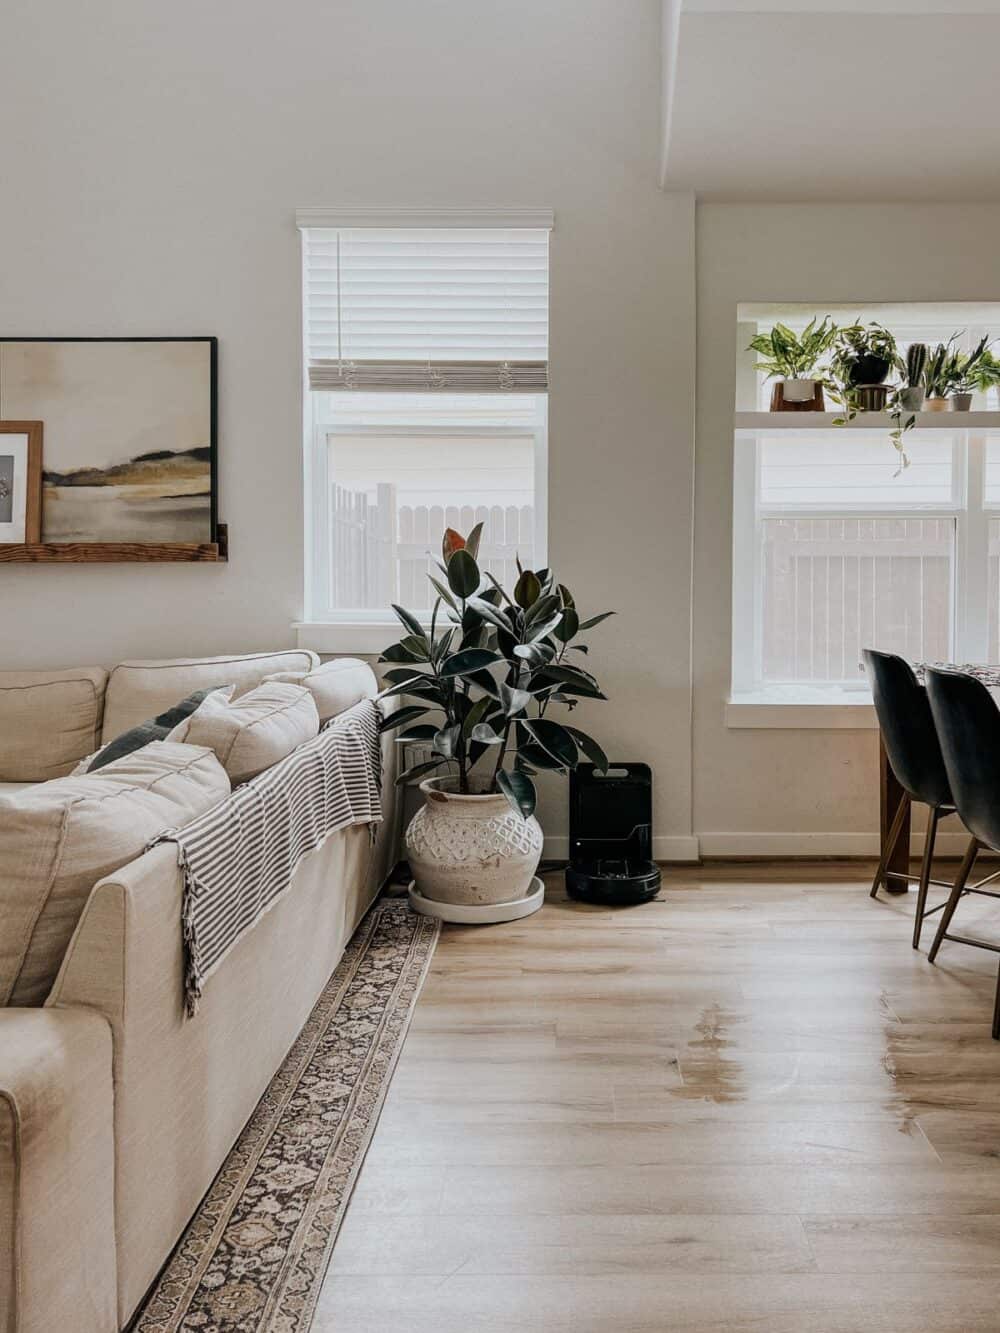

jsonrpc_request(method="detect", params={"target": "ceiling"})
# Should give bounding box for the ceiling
[661,1,1000,199]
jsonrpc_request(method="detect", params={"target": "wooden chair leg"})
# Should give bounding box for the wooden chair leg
[871,793,911,899]
[912,806,941,950]
[993,961,1000,1042]
[928,836,980,964]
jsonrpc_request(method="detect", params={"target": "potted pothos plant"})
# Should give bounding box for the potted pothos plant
[379,525,613,911]
[747,316,836,408]
[829,322,897,411]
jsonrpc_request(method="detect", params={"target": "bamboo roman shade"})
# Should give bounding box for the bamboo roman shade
[299,214,551,393]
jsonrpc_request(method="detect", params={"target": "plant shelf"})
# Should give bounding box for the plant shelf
[0,524,229,563]
[735,411,1000,433]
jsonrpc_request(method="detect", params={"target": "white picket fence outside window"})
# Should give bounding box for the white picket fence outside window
[329,483,535,611]
[760,516,954,682]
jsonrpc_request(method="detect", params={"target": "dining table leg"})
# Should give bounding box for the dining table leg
[879,733,910,893]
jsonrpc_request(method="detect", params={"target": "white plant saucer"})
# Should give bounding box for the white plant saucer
[407,876,545,925]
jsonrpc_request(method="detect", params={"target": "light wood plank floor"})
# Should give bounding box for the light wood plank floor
[314,863,1000,1332]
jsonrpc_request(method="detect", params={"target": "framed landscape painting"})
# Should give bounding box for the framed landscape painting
[0,338,217,545]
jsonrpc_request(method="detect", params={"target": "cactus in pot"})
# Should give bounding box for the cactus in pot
[899,343,927,413]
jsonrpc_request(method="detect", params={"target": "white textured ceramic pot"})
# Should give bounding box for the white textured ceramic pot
[406,776,544,906]
[781,377,817,403]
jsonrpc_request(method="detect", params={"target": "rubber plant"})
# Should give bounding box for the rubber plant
[377,525,614,819]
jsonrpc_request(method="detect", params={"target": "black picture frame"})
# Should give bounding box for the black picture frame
[0,336,219,543]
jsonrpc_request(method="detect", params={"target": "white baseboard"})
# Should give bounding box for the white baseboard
[696,830,983,859]
[543,830,987,864]
[542,834,701,863]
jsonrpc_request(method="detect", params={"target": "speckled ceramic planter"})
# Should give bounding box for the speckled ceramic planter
[405,776,544,907]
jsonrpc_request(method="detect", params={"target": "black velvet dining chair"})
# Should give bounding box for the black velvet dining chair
[863,649,959,948]
[925,666,1000,1039]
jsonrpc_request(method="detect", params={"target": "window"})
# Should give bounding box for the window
[299,213,551,623]
[732,304,1000,702]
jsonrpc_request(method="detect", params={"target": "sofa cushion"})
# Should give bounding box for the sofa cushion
[87,687,220,773]
[263,657,377,724]
[101,651,319,742]
[170,682,320,784]
[0,742,230,1006]
[0,667,108,782]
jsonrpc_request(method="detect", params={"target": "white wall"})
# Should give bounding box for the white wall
[0,0,697,854]
[694,203,1000,854]
[16,9,985,858]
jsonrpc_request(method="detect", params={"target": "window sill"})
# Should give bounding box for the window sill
[293,621,404,655]
[726,690,876,730]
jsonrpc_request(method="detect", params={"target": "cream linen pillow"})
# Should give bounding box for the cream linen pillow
[263,658,376,724]
[0,666,108,782]
[170,682,319,784]
[0,741,230,1006]
[101,650,319,741]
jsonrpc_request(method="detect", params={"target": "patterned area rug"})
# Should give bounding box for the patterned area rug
[134,897,439,1332]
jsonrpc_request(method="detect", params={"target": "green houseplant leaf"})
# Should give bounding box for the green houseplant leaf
[439,648,501,678]
[522,719,579,769]
[564,725,610,772]
[378,705,430,734]
[447,549,481,599]
[497,769,537,819]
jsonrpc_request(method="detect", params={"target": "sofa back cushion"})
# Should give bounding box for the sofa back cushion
[0,742,230,1006]
[0,667,108,782]
[101,651,319,743]
[170,682,320,784]
[263,657,377,724]
[87,687,220,773]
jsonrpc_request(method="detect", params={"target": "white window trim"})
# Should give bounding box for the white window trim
[731,311,1000,728]
[293,619,416,655]
[295,206,555,231]
[301,399,548,637]
[299,209,551,645]
[731,428,999,727]
[725,698,879,729]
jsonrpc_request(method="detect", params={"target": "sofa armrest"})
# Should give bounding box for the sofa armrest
[0,1008,116,1333]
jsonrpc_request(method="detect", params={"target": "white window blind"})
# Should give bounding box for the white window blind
[300,225,550,393]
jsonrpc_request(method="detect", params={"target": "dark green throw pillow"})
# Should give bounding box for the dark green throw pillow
[87,688,218,773]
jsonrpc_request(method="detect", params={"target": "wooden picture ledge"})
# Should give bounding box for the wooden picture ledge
[0,524,228,563]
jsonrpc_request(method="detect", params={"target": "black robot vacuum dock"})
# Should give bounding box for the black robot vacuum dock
[565,762,661,905]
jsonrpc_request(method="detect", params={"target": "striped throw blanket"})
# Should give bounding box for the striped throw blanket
[153,699,383,1016]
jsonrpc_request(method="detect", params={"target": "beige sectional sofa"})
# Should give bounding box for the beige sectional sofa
[0,651,398,1333]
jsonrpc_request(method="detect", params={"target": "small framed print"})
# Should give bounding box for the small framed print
[0,422,43,545]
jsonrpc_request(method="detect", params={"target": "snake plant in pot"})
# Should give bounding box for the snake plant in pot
[923,335,963,411]
[379,525,614,914]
